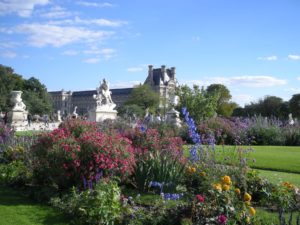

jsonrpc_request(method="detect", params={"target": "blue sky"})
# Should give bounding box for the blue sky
[1,0,300,106]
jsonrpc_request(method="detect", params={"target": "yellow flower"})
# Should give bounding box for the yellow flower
[221,175,232,185]
[222,184,230,191]
[245,201,251,206]
[244,193,252,202]
[282,182,295,189]
[199,171,206,177]
[235,188,241,195]
[245,216,251,223]
[213,183,222,192]
[249,207,256,216]
[191,167,196,173]
[187,166,196,174]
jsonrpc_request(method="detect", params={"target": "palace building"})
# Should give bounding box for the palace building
[49,65,177,116]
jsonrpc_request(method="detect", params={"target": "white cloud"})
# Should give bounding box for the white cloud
[0,51,17,58]
[47,16,127,27]
[127,67,144,72]
[284,87,300,93]
[12,23,114,47]
[225,76,286,87]
[101,48,116,60]
[182,75,286,88]
[297,77,300,81]
[257,55,277,61]
[62,50,79,56]
[0,41,18,49]
[83,57,100,63]
[232,94,255,107]
[76,1,114,8]
[288,54,300,60]
[0,0,49,17]
[39,6,72,19]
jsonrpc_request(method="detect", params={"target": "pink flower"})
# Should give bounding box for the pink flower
[217,215,227,224]
[196,194,205,202]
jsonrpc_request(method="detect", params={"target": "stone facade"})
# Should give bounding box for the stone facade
[49,65,177,116]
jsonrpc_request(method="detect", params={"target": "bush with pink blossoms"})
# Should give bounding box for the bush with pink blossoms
[31,119,135,190]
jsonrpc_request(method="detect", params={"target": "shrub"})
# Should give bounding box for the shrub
[51,179,121,225]
[123,127,186,192]
[31,120,135,190]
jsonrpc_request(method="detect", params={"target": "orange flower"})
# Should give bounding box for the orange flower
[221,175,232,185]
[244,193,252,202]
[222,184,230,191]
[235,188,241,195]
[249,207,256,216]
[213,183,222,192]
[199,171,206,177]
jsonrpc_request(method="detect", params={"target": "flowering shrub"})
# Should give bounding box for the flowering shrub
[191,175,262,225]
[32,120,135,190]
[123,127,186,191]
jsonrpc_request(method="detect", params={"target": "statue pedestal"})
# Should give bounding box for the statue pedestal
[88,104,117,122]
[166,108,181,127]
[8,110,28,131]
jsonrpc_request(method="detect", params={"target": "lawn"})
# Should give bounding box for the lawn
[0,186,69,225]
[257,169,300,187]
[212,145,300,174]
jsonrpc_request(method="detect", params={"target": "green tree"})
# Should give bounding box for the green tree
[0,64,52,115]
[289,94,300,119]
[206,84,237,117]
[177,84,218,122]
[124,84,160,114]
[236,95,288,119]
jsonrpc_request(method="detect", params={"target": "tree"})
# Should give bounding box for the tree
[206,84,237,117]
[123,84,160,116]
[0,64,52,115]
[176,84,218,122]
[289,94,300,119]
[235,95,288,119]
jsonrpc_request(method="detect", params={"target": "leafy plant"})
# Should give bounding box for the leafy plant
[51,179,121,225]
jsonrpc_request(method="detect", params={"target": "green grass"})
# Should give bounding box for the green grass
[212,145,300,174]
[257,169,300,187]
[0,186,69,225]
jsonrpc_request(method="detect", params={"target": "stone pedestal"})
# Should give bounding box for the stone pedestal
[166,108,181,127]
[8,91,28,131]
[88,104,117,122]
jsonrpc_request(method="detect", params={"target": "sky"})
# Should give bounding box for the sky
[1,0,300,107]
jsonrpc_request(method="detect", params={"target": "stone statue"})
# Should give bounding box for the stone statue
[72,106,78,118]
[288,113,294,125]
[11,91,26,111]
[88,78,117,122]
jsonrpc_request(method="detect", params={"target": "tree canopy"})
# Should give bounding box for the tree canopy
[206,84,237,117]
[0,64,53,115]
[289,94,300,119]
[176,84,218,122]
[120,84,160,117]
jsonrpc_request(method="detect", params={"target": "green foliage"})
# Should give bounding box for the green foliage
[117,104,144,119]
[0,64,52,114]
[289,94,300,119]
[234,95,289,119]
[51,180,121,225]
[125,84,160,113]
[206,84,238,117]
[176,85,218,122]
[0,161,31,186]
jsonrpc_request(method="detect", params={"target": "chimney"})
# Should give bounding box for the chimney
[147,65,153,84]
[161,65,166,83]
[170,67,176,79]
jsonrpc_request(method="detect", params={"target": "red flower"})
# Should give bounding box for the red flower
[196,194,205,202]
[217,215,227,224]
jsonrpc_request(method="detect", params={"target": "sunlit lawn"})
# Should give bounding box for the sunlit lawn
[0,186,69,225]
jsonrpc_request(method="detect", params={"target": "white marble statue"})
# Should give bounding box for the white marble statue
[72,106,78,118]
[288,113,295,125]
[11,91,26,111]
